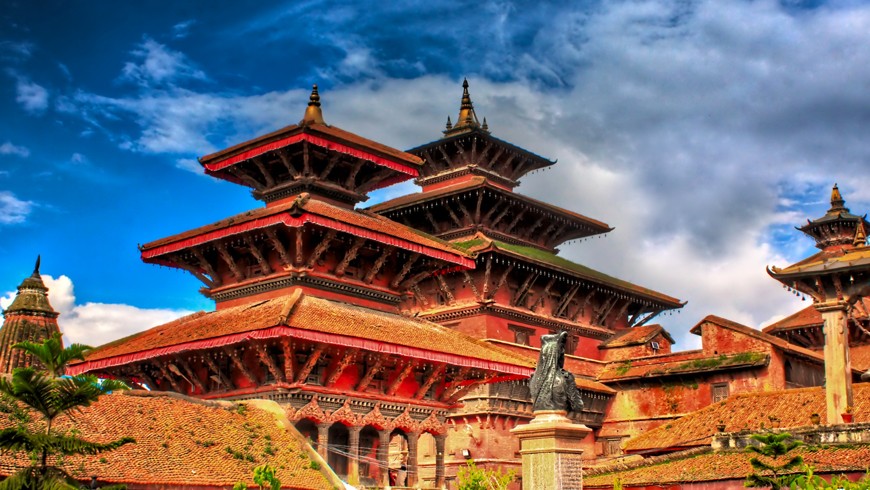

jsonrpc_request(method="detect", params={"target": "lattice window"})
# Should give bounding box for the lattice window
[712,383,729,403]
[508,324,534,346]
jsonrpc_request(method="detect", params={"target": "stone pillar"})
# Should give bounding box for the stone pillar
[378,429,391,488]
[348,426,361,486]
[316,422,330,461]
[406,431,419,487]
[818,301,854,423]
[510,411,591,490]
[434,433,447,489]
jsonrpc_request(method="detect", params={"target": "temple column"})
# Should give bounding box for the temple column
[378,429,391,488]
[434,434,447,489]
[406,431,419,487]
[316,422,330,461]
[817,300,854,423]
[347,426,361,486]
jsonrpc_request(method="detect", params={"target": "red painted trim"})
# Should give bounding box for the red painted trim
[67,325,534,378]
[141,211,474,268]
[203,133,419,177]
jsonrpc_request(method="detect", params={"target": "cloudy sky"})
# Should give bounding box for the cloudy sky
[2,0,869,349]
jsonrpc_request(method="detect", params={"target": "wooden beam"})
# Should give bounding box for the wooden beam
[437,145,456,169]
[294,228,304,265]
[319,154,341,179]
[577,290,597,320]
[633,309,661,327]
[608,300,633,328]
[224,347,258,386]
[386,360,417,396]
[391,253,419,289]
[133,366,159,391]
[173,357,206,394]
[512,272,538,306]
[495,153,517,176]
[594,296,618,325]
[486,263,514,301]
[191,248,222,286]
[436,275,456,305]
[281,338,295,381]
[325,349,359,387]
[215,242,244,281]
[415,364,446,400]
[296,345,325,384]
[155,362,183,393]
[306,230,336,268]
[364,248,392,284]
[203,354,234,390]
[474,190,484,222]
[481,255,493,299]
[277,149,300,178]
[424,211,441,234]
[411,283,429,309]
[356,354,387,392]
[490,204,513,229]
[228,167,265,190]
[403,270,432,290]
[265,228,293,267]
[481,200,504,225]
[554,284,580,318]
[302,141,311,176]
[463,270,482,302]
[438,367,470,402]
[335,237,365,277]
[244,235,273,274]
[167,254,216,288]
[483,146,505,171]
[252,157,275,187]
[344,163,362,189]
[503,209,527,234]
[455,199,473,225]
[255,343,285,383]
[445,202,464,228]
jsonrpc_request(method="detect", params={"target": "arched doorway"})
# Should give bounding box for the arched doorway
[294,419,318,450]
[417,431,437,487]
[388,429,409,487]
[328,423,350,479]
[358,426,381,487]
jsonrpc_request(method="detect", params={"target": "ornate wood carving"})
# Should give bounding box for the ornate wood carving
[294,228,304,265]
[436,275,455,305]
[424,211,441,233]
[415,364,446,400]
[277,149,300,178]
[482,255,493,299]
[228,167,264,190]
[252,157,275,187]
[344,163,362,188]
[609,300,633,328]
[437,145,456,168]
[155,362,183,392]
[503,209,527,234]
[306,230,336,268]
[512,272,538,306]
[356,354,386,392]
[203,354,233,390]
[281,338,294,381]
[577,290,597,319]
[391,253,419,289]
[483,146,505,171]
[319,154,341,179]
[486,263,514,301]
[265,228,292,267]
[386,359,417,396]
[296,345,325,384]
[463,271,482,302]
[244,235,273,274]
[554,284,580,318]
[403,270,432,290]
[216,242,244,281]
[224,347,258,385]
[445,202,463,228]
[495,153,517,176]
[191,248,221,286]
[526,216,546,236]
[482,200,504,225]
[133,366,159,391]
[325,348,358,387]
[335,237,365,277]
[455,200,473,225]
[411,284,429,308]
[302,141,311,176]
[167,254,216,288]
[364,248,392,284]
[173,357,205,393]
[490,204,513,229]
[594,296,618,325]
[255,343,285,383]
[474,191,484,222]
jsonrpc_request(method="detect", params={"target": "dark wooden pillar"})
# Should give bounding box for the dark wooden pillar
[317,422,330,461]
[435,433,446,489]
[348,426,361,486]
[378,429,391,488]
[406,431,420,487]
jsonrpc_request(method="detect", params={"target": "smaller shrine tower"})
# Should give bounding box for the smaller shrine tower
[768,184,870,423]
[0,256,62,374]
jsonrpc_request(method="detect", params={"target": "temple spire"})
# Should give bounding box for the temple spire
[855,220,867,247]
[829,183,847,213]
[443,78,487,136]
[300,84,325,126]
[32,254,41,277]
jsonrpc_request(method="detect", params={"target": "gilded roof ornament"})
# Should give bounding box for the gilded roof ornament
[300,84,325,126]
[854,220,867,247]
[829,183,846,213]
[443,78,488,137]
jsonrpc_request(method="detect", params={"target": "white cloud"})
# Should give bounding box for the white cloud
[121,37,206,87]
[0,141,30,158]
[175,157,205,175]
[0,191,33,225]
[172,20,196,39]
[15,78,49,114]
[70,152,87,164]
[1,275,192,347]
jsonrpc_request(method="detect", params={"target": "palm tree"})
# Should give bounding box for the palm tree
[0,333,135,490]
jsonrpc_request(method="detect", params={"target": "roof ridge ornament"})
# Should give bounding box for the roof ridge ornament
[443,78,488,137]
[300,84,325,126]
[32,254,41,278]
[854,220,867,247]
[829,183,847,214]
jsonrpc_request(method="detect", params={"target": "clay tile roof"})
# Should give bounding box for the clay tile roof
[584,445,870,487]
[575,376,617,395]
[623,383,870,453]
[139,194,472,267]
[598,351,768,382]
[367,176,611,233]
[599,325,675,349]
[0,392,337,489]
[851,344,870,372]
[459,237,683,307]
[763,298,870,333]
[72,291,534,376]
[768,246,870,277]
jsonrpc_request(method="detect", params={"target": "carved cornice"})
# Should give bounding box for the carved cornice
[207,273,401,304]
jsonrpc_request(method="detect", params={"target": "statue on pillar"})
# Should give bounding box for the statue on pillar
[529,331,584,413]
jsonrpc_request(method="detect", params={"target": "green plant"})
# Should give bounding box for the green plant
[233,482,248,490]
[0,333,135,490]
[613,477,624,490]
[743,432,803,489]
[309,460,321,471]
[253,464,281,490]
[457,460,515,490]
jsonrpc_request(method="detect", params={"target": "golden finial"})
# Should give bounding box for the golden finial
[445,116,452,131]
[481,117,489,132]
[830,183,845,211]
[854,220,867,247]
[300,84,325,125]
[444,78,481,136]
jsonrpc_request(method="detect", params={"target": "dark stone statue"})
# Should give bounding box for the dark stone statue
[529,331,585,413]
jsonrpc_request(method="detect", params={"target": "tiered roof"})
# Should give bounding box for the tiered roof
[68,290,534,377]
[0,392,340,489]
[0,257,62,374]
[599,324,675,349]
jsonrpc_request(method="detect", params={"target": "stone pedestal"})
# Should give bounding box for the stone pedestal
[510,410,591,490]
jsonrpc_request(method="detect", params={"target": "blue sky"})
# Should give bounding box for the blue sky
[2,0,870,348]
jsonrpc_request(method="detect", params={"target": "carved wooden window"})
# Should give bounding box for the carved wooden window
[565,335,579,355]
[508,325,534,346]
[712,383,729,403]
[604,438,622,456]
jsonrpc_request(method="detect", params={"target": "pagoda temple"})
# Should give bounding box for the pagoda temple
[67,86,534,488]
[0,256,62,374]
[371,80,685,476]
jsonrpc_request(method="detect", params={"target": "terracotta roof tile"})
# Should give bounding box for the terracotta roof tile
[599,351,768,381]
[585,445,870,487]
[74,291,534,375]
[0,392,336,489]
[600,325,674,349]
[769,246,870,277]
[851,344,870,372]
[623,383,870,453]
[764,299,870,333]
